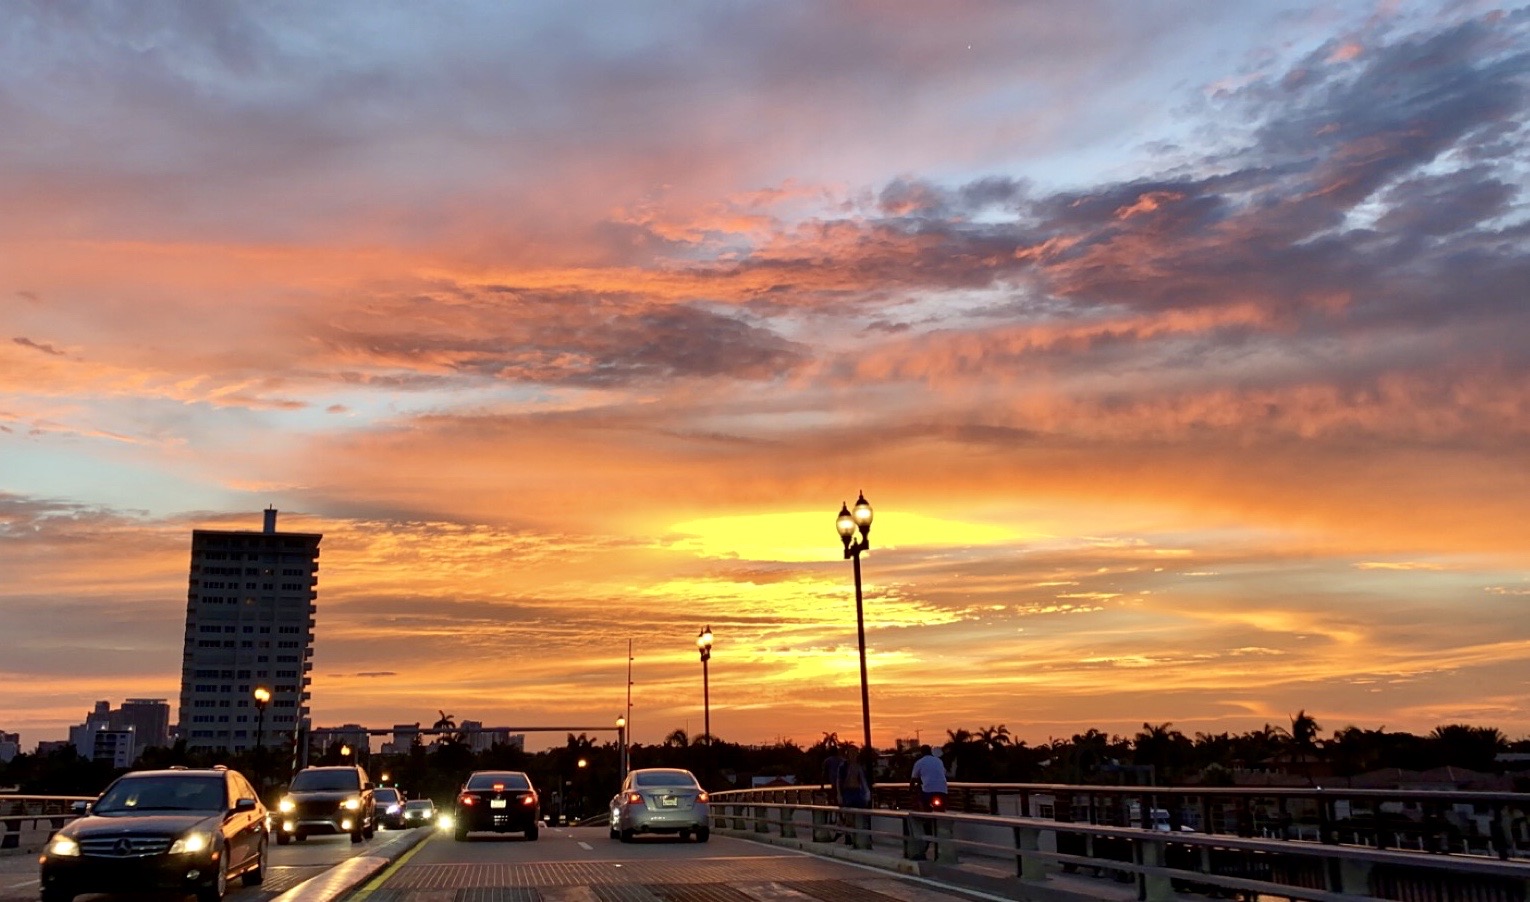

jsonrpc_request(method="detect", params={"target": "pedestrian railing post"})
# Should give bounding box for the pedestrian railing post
[1141,838,1174,902]
[1014,824,1047,883]
[780,804,796,839]
[851,809,871,850]
[903,813,923,859]
[935,816,958,864]
[812,807,834,842]
[753,804,768,833]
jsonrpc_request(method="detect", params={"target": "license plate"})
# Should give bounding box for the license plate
[661,797,678,807]
[490,800,507,809]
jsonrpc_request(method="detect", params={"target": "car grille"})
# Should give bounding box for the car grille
[292,800,342,817]
[79,835,173,857]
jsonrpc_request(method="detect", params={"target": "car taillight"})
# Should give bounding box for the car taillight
[459,794,476,806]
[521,794,536,807]
[626,792,644,807]
[697,792,709,803]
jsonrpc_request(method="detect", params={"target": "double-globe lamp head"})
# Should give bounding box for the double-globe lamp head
[252,686,271,710]
[697,625,713,663]
[836,491,874,557]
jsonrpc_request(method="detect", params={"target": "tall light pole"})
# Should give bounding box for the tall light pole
[836,491,874,757]
[252,686,271,750]
[697,626,713,745]
[616,716,627,781]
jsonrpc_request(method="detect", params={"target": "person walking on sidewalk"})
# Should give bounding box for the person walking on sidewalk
[838,748,872,844]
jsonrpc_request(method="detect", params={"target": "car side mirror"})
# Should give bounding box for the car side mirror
[364,782,375,791]
[71,801,89,814]
[234,798,258,813]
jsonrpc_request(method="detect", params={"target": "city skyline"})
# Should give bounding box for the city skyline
[3,2,1528,753]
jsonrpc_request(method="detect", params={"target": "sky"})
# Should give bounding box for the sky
[2,1,1528,755]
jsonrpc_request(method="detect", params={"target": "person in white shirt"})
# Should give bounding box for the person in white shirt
[908,745,949,859]
[909,745,948,806]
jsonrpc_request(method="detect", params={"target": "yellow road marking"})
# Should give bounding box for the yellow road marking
[348,833,434,902]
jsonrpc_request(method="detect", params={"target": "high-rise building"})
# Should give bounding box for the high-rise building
[66,699,171,763]
[176,508,320,751]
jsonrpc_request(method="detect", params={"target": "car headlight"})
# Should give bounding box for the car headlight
[169,831,213,855]
[387,803,402,814]
[278,797,295,813]
[47,836,81,857]
[436,814,454,830]
[342,797,361,811]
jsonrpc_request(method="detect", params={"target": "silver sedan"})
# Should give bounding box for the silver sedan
[609,768,710,842]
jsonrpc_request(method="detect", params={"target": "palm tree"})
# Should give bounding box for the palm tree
[1428,724,1506,771]
[663,728,689,749]
[432,710,461,746]
[1287,710,1323,784]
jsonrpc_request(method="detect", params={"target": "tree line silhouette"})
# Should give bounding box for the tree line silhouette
[4,711,1524,809]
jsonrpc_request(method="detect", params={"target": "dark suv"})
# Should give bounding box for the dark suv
[38,765,268,902]
[274,765,376,844]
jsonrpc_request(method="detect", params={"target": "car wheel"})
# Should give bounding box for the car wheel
[609,826,619,839]
[679,829,691,841]
[454,824,469,841]
[295,833,307,842]
[697,826,710,843]
[40,889,72,902]
[196,848,228,902]
[363,820,375,839]
[525,823,539,840]
[276,831,291,846]
[241,837,267,886]
[619,828,634,843]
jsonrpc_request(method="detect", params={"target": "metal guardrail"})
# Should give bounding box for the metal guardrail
[0,795,93,854]
[709,785,1530,902]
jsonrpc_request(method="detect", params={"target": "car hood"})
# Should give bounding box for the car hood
[285,789,362,803]
[63,812,220,837]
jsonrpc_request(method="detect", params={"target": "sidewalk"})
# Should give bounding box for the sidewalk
[713,825,1146,902]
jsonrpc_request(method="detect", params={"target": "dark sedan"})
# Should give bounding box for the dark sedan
[452,770,539,840]
[38,766,268,902]
[374,787,406,829]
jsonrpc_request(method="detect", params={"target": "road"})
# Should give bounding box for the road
[0,824,425,902]
[352,824,987,901]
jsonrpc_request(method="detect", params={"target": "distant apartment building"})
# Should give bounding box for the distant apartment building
[176,508,320,751]
[326,724,373,757]
[458,720,523,753]
[0,731,18,763]
[66,699,172,764]
[381,723,421,755]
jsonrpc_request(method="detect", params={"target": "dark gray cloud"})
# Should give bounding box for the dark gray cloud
[317,287,807,387]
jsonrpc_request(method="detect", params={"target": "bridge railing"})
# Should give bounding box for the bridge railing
[709,783,1530,902]
[0,795,93,855]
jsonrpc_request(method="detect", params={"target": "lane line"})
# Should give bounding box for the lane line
[578,841,593,850]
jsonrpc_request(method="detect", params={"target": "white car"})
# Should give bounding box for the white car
[609,768,709,842]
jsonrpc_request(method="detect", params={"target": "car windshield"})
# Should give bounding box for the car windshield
[374,789,401,803]
[634,770,698,788]
[94,775,226,813]
[290,770,361,791]
[405,800,433,810]
[466,772,530,790]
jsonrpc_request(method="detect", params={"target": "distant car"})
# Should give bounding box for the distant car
[401,798,437,828]
[374,787,406,829]
[275,765,376,844]
[609,768,710,842]
[38,765,268,902]
[453,770,539,841]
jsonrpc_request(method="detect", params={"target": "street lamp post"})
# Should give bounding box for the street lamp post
[836,491,874,757]
[616,716,627,781]
[697,626,713,745]
[252,686,271,750]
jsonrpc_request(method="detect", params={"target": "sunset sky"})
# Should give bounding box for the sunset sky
[3,1,1528,755]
